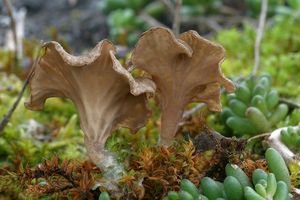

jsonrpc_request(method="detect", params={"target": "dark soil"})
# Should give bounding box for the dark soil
[2,0,109,52]
[0,0,249,52]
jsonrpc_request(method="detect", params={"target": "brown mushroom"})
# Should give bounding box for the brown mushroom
[131,27,235,140]
[25,40,155,166]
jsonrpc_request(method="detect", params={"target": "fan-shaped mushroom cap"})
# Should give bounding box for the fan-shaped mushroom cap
[132,27,235,139]
[25,40,155,165]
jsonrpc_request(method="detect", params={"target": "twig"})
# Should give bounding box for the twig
[177,103,206,127]
[181,15,255,34]
[3,0,17,62]
[68,0,78,7]
[0,46,42,134]
[251,0,268,76]
[14,9,26,61]
[268,126,300,166]
[219,5,240,15]
[182,103,206,120]
[193,128,246,154]
[159,0,175,16]
[181,15,255,26]
[203,18,222,32]
[139,12,168,28]
[279,98,300,109]
[172,0,182,36]
[247,132,271,143]
[0,76,31,133]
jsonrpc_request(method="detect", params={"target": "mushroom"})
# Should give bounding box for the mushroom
[131,27,235,140]
[25,40,155,167]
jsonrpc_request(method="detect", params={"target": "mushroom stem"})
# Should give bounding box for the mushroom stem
[84,133,124,171]
[160,100,185,140]
[85,137,124,191]
[84,137,108,166]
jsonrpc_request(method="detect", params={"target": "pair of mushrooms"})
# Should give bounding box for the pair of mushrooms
[25,27,235,167]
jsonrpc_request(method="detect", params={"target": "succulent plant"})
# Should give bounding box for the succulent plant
[99,0,224,46]
[265,147,291,188]
[164,169,290,200]
[107,8,148,46]
[288,109,300,126]
[268,126,300,180]
[98,191,110,200]
[163,148,291,200]
[221,74,288,136]
[163,179,199,200]
[280,126,300,154]
[244,177,289,200]
[99,0,163,46]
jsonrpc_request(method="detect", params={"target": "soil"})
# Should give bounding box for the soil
[0,0,249,52]
[1,0,109,52]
